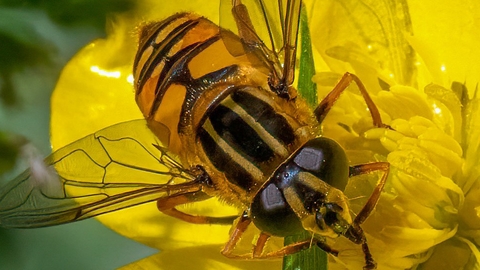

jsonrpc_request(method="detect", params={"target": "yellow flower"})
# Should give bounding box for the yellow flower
[50,0,480,269]
[307,0,480,269]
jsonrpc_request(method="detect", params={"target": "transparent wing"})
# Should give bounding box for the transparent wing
[0,120,201,228]
[219,0,301,94]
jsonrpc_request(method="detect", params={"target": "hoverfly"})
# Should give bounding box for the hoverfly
[0,0,390,269]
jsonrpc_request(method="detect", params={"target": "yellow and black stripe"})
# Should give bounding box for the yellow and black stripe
[134,13,255,154]
[197,86,297,193]
[133,13,314,203]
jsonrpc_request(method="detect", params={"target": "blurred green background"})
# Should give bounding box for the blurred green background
[0,1,156,269]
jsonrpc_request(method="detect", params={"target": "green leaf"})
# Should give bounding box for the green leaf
[0,30,53,106]
[282,5,327,270]
[297,3,317,107]
[0,131,20,175]
[0,0,136,29]
[282,231,327,270]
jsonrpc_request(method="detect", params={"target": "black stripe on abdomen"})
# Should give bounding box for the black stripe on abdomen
[231,90,295,146]
[197,88,300,191]
[209,104,275,163]
[136,17,200,97]
[133,13,186,77]
[198,127,257,191]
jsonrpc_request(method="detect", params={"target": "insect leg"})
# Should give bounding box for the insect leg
[314,72,387,128]
[221,211,253,259]
[222,213,339,259]
[344,223,376,270]
[255,238,339,259]
[349,162,390,225]
[343,162,389,270]
[157,191,238,224]
[157,166,238,225]
[231,239,340,259]
[252,232,270,257]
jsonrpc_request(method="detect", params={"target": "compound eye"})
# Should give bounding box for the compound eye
[293,145,324,172]
[293,137,349,191]
[250,183,304,237]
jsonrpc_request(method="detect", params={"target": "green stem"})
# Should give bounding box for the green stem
[296,3,317,107]
[282,4,327,270]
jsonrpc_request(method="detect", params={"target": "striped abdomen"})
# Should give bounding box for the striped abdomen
[133,13,317,205]
[197,86,316,204]
[134,13,268,154]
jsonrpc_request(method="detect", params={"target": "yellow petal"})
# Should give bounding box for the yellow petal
[374,86,433,121]
[119,247,281,270]
[408,1,480,93]
[418,237,475,270]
